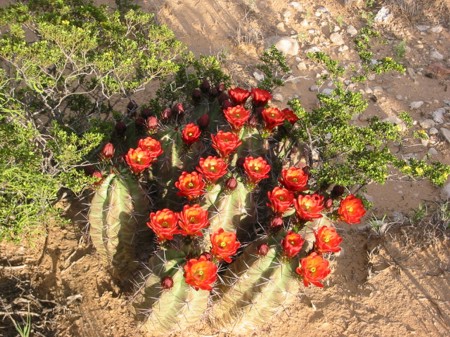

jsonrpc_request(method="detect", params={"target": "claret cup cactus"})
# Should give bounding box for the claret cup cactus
[88,79,369,335]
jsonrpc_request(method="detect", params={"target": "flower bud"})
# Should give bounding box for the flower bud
[236,157,245,168]
[115,121,127,137]
[325,198,333,209]
[172,102,184,116]
[197,113,210,130]
[135,117,146,129]
[127,100,138,116]
[161,276,174,290]
[257,243,269,256]
[225,177,238,190]
[270,217,284,229]
[216,82,226,93]
[209,87,218,98]
[200,79,211,93]
[161,107,172,120]
[248,114,259,128]
[101,142,115,160]
[147,116,158,130]
[140,107,152,119]
[192,88,202,103]
[218,92,229,104]
[222,100,233,109]
[92,171,103,185]
[331,185,345,199]
[200,252,212,261]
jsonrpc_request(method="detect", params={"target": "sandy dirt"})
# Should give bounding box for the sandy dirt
[1,0,449,336]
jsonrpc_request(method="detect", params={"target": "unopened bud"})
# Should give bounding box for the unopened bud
[257,243,269,256]
[209,87,218,98]
[92,171,103,185]
[225,177,238,190]
[135,117,146,129]
[192,88,202,103]
[200,252,212,261]
[200,79,211,93]
[140,107,152,119]
[161,108,172,120]
[172,102,184,116]
[147,116,158,130]
[222,100,233,109]
[331,185,345,199]
[216,82,226,93]
[101,142,115,160]
[161,276,174,289]
[325,198,333,209]
[270,217,284,229]
[197,113,210,130]
[236,157,245,168]
[218,92,229,104]
[115,121,127,137]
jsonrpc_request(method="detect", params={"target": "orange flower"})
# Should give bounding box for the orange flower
[261,107,285,131]
[243,156,271,184]
[175,171,206,200]
[211,131,242,158]
[183,255,218,291]
[251,88,272,106]
[282,108,299,124]
[147,208,180,241]
[125,147,152,174]
[138,136,163,161]
[228,87,250,105]
[279,167,309,192]
[314,226,342,254]
[196,156,228,183]
[338,194,366,224]
[296,252,331,288]
[210,228,240,263]
[281,231,305,258]
[294,194,324,221]
[178,204,209,237]
[182,123,201,145]
[100,142,115,160]
[267,187,294,214]
[223,105,250,130]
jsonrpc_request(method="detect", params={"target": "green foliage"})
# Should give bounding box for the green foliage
[255,45,291,91]
[307,52,345,78]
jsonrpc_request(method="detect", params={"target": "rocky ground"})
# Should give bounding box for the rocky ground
[1,1,449,336]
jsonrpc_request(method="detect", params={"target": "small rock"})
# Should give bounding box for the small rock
[309,85,319,92]
[430,50,444,60]
[373,86,383,94]
[367,73,376,81]
[272,37,300,56]
[432,108,446,124]
[383,116,406,132]
[428,148,438,156]
[440,127,450,143]
[305,46,321,54]
[445,100,450,106]
[392,211,405,223]
[338,45,349,52]
[374,7,392,23]
[315,6,329,17]
[346,25,358,37]
[429,127,439,135]
[272,93,283,102]
[321,88,334,96]
[277,22,286,31]
[396,94,403,101]
[326,32,343,45]
[409,101,424,109]
[419,119,436,129]
[289,2,303,11]
[416,25,430,32]
[253,71,265,81]
[297,62,307,70]
[430,25,443,33]
[441,183,450,200]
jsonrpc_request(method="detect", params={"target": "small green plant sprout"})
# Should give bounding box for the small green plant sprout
[9,303,32,337]
[394,40,407,59]
[255,45,291,91]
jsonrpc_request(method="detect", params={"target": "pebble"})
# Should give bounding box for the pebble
[416,25,430,32]
[430,50,444,60]
[309,85,319,92]
[315,6,329,17]
[396,94,403,101]
[253,71,265,81]
[321,88,334,96]
[409,101,424,109]
[428,148,438,156]
[373,86,383,94]
[432,108,446,124]
[429,127,439,135]
[272,93,284,102]
[289,2,303,11]
[367,73,376,81]
[374,7,391,23]
[305,46,321,54]
[440,127,450,143]
[441,183,450,200]
[272,37,300,56]
[297,62,307,70]
[338,45,349,52]
[419,119,436,129]
[346,25,358,37]
[430,25,443,33]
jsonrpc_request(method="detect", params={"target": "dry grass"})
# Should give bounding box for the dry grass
[383,0,450,25]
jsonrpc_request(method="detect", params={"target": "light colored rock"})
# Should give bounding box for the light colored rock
[272,93,283,102]
[272,37,300,56]
[428,148,438,156]
[432,108,446,124]
[440,127,450,143]
[289,2,303,11]
[409,101,424,109]
[373,86,383,94]
[396,94,403,101]
[309,85,319,92]
[253,71,264,81]
[330,33,344,45]
[297,62,307,70]
[338,45,349,52]
[315,6,329,17]
[383,116,406,132]
[419,119,436,129]
[346,25,358,37]
[430,25,443,33]
[321,88,334,96]
[429,127,439,135]
[374,7,392,23]
[441,183,450,200]
[416,25,430,32]
[430,50,444,60]
[305,46,321,54]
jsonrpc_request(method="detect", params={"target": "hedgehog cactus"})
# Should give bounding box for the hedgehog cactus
[87,80,367,335]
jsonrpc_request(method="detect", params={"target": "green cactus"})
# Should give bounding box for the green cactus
[212,236,299,333]
[133,250,209,336]
[88,173,149,275]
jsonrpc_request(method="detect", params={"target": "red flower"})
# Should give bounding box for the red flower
[281,231,305,258]
[338,194,366,224]
[147,208,179,241]
[178,204,209,237]
[223,105,250,130]
[211,131,242,158]
[296,252,331,288]
[184,256,218,291]
[228,87,251,105]
[267,187,294,214]
[92,171,103,185]
[282,108,299,124]
[243,156,271,184]
[101,142,115,160]
[279,167,309,192]
[125,147,152,174]
[294,194,325,221]
[175,171,206,200]
[210,228,240,263]
[196,156,228,183]
[138,137,163,161]
[182,123,201,145]
[315,226,343,254]
[261,107,285,131]
[251,88,272,106]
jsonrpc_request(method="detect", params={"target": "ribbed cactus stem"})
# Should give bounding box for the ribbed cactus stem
[133,250,209,336]
[212,238,299,333]
[89,173,148,275]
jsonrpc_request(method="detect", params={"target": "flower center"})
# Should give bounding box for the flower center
[310,267,316,273]
[209,165,216,172]
[324,236,330,243]
[188,182,194,188]
[292,177,298,182]
[271,113,275,117]
[197,270,204,276]
[235,113,240,118]
[220,241,227,248]
[188,132,193,137]
[279,196,285,201]
[189,216,196,223]
[162,221,169,228]
[290,240,295,246]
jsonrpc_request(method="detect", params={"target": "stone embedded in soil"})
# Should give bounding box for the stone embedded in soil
[374,7,392,23]
[419,119,436,129]
[430,50,444,61]
[253,71,264,81]
[309,85,319,92]
[297,62,307,70]
[329,32,344,45]
[432,108,446,124]
[321,88,334,96]
[428,147,438,156]
[441,182,450,199]
[271,37,300,56]
[430,25,443,33]
[440,127,450,143]
[409,101,424,109]
[429,127,439,135]
[416,25,430,32]
[272,93,283,102]
[289,2,303,11]
[346,25,358,37]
